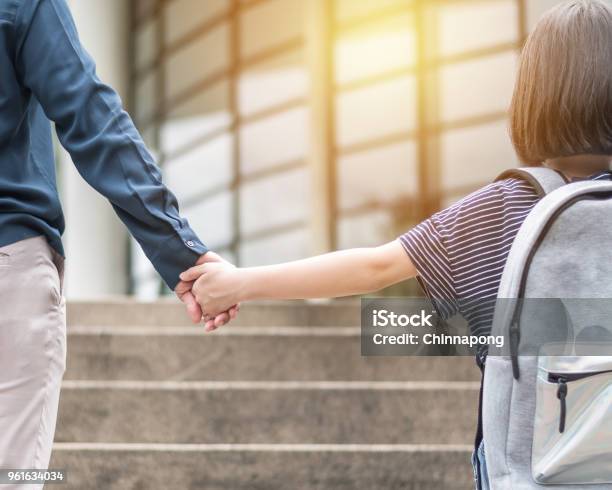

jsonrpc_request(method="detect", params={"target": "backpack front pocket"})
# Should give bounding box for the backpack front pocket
[532,355,612,484]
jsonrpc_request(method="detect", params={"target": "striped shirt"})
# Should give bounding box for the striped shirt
[399,171,612,360]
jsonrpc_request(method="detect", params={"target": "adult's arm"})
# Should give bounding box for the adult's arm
[13,0,205,289]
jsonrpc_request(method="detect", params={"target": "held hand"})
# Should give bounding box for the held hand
[180,259,246,322]
[175,252,239,330]
[174,278,204,324]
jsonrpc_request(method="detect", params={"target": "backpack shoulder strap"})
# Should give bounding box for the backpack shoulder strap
[495,167,569,197]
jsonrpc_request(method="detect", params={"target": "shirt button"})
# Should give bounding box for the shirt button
[185,240,196,247]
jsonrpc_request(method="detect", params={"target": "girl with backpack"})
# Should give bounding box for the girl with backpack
[182,2,612,488]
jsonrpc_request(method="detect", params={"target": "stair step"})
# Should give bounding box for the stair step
[50,444,473,490]
[56,381,478,445]
[58,300,480,488]
[67,300,361,327]
[65,326,480,381]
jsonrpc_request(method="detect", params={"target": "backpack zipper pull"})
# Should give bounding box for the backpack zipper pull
[556,377,568,433]
[509,321,520,379]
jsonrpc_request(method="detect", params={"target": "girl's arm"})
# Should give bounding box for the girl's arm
[181,240,417,319]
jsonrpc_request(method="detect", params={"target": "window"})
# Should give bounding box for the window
[131,0,544,292]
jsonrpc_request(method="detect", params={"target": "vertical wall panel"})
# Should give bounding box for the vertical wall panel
[160,80,232,155]
[338,142,417,211]
[164,0,229,45]
[134,71,157,124]
[164,133,234,202]
[338,211,394,249]
[164,24,230,100]
[336,76,417,148]
[335,0,412,23]
[334,14,416,85]
[134,18,158,71]
[240,228,310,266]
[437,1,517,56]
[182,191,235,250]
[440,120,518,193]
[240,167,311,235]
[240,0,305,58]
[238,50,307,117]
[239,108,309,175]
[439,52,517,122]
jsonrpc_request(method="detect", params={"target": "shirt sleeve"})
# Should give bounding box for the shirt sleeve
[13,0,207,289]
[399,178,539,318]
[399,214,458,319]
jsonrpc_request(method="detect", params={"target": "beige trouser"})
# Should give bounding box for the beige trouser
[0,236,66,489]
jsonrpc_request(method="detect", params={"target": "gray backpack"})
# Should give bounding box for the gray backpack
[483,167,612,489]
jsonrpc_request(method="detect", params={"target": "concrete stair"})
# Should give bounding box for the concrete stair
[50,300,481,489]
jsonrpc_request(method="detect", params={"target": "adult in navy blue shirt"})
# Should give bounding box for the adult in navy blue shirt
[0,0,235,475]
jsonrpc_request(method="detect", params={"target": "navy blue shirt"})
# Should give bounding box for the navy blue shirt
[0,0,207,289]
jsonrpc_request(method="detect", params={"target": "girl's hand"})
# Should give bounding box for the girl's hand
[180,260,245,327]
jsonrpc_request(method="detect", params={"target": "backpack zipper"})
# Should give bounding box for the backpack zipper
[548,370,612,433]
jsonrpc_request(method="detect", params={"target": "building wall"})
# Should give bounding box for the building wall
[58,0,131,299]
[59,0,610,298]
[129,0,524,295]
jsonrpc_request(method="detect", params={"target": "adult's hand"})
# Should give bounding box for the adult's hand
[175,252,239,330]
[181,259,245,322]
